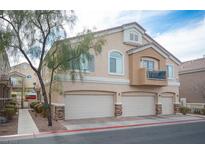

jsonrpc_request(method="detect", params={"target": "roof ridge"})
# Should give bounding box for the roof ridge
[182,57,205,64]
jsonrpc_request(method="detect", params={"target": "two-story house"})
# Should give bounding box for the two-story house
[9,62,39,108]
[43,22,181,120]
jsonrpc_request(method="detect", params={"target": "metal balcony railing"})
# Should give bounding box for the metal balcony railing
[147,70,166,80]
[0,74,9,81]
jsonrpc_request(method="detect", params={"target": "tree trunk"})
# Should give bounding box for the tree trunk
[36,72,52,126]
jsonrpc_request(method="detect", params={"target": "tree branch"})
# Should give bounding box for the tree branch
[0,14,38,73]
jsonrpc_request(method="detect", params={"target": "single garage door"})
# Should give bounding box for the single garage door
[160,96,174,115]
[122,95,155,117]
[65,94,114,120]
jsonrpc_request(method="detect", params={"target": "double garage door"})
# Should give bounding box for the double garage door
[65,93,174,120]
[65,94,114,120]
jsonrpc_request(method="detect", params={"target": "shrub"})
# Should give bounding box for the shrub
[193,108,201,114]
[201,108,205,115]
[10,102,16,106]
[33,103,44,113]
[30,102,39,108]
[180,107,190,115]
[5,104,15,108]
[5,104,17,112]
[3,108,16,120]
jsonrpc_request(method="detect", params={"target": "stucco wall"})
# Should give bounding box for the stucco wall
[43,27,180,105]
[179,71,205,103]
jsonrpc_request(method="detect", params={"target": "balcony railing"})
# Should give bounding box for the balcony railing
[147,70,166,80]
[0,74,9,81]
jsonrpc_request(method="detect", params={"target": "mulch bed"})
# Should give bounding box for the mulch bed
[29,110,67,132]
[0,115,18,136]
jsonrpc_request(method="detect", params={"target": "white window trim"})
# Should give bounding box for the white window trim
[167,64,175,80]
[129,30,139,43]
[108,50,124,76]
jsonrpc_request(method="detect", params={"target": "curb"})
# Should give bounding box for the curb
[1,118,205,141]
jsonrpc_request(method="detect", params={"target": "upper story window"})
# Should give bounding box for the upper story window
[80,54,95,72]
[166,65,174,79]
[27,75,32,79]
[109,51,123,75]
[123,28,142,45]
[129,31,138,42]
[143,60,154,71]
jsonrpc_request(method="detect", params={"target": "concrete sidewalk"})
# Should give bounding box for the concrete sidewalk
[18,109,39,134]
[1,114,205,142]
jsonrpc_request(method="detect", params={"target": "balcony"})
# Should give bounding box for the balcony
[136,68,168,86]
[0,74,9,81]
[147,70,166,80]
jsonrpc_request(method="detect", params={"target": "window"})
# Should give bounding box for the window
[109,51,123,74]
[129,32,138,42]
[27,75,32,79]
[80,54,95,72]
[143,60,154,70]
[167,65,174,79]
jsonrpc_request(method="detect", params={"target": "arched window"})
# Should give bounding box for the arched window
[109,51,123,75]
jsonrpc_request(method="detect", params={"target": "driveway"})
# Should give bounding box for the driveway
[60,114,205,131]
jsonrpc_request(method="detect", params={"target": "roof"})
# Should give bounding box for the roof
[64,22,146,41]
[48,22,181,65]
[11,62,30,68]
[127,43,181,65]
[9,71,26,78]
[179,57,205,74]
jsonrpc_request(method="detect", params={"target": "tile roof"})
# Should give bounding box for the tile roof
[179,57,205,72]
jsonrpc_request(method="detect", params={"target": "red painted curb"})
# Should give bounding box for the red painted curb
[1,118,205,139]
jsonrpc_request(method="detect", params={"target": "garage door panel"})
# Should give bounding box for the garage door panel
[160,97,174,115]
[65,95,114,120]
[122,96,155,117]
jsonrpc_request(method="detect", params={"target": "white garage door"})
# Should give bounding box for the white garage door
[65,94,114,120]
[122,96,155,117]
[160,96,174,115]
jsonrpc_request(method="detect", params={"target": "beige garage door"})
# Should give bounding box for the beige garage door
[65,94,114,120]
[160,96,174,115]
[122,95,155,117]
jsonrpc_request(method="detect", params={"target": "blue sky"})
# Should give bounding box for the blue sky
[72,10,205,62]
[138,10,205,36]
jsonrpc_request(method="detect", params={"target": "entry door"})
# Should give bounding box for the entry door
[161,96,174,115]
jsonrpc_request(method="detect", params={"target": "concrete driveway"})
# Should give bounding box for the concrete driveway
[60,114,205,131]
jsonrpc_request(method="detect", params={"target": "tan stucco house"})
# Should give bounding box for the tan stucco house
[179,57,205,105]
[9,62,40,107]
[43,22,181,120]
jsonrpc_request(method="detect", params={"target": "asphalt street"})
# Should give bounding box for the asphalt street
[1,121,205,144]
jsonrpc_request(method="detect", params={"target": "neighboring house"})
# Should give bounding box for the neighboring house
[9,62,39,107]
[179,57,205,107]
[0,51,11,109]
[43,22,181,120]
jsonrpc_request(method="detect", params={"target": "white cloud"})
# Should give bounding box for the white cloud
[155,18,205,62]
[67,10,121,36]
[68,10,170,36]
